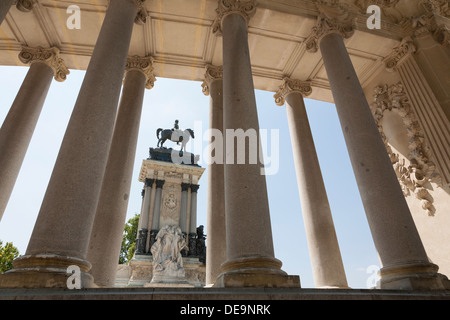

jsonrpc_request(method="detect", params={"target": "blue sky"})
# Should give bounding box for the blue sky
[0,65,380,288]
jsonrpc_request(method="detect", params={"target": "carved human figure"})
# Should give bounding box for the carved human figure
[150,225,187,279]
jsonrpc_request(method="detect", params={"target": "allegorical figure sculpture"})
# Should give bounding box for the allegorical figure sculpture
[150,225,187,282]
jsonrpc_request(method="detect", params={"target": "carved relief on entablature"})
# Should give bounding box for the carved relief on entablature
[370,82,441,216]
[305,1,356,53]
[420,0,450,18]
[401,10,450,46]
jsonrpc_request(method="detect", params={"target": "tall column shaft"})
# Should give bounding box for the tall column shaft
[87,68,147,287]
[214,2,299,287]
[179,183,190,233]
[0,46,68,222]
[282,86,348,289]
[189,184,199,234]
[0,0,141,289]
[319,32,445,289]
[203,66,227,286]
[151,180,165,230]
[0,63,52,221]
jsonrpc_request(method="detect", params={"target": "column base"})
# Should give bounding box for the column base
[0,254,96,289]
[214,256,300,288]
[378,262,450,290]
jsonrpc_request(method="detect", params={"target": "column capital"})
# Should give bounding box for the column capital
[201,64,223,96]
[181,182,191,192]
[126,55,156,89]
[402,12,450,47]
[383,37,416,72]
[274,78,312,106]
[190,184,200,193]
[212,0,257,36]
[15,0,36,12]
[155,179,165,189]
[18,46,70,82]
[305,2,355,53]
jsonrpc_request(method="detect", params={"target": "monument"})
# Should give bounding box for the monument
[116,121,206,287]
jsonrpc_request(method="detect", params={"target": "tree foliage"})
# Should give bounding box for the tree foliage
[119,213,140,264]
[0,240,20,273]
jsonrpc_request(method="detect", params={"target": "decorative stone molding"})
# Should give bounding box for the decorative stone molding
[383,37,416,72]
[201,64,223,96]
[420,0,450,18]
[305,2,356,53]
[18,46,69,82]
[212,0,257,36]
[402,11,450,46]
[126,55,156,89]
[370,82,440,216]
[14,0,36,12]
[273,78,312,106]
[131,0,148,25]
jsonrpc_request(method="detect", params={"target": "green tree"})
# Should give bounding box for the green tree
[0,240,20,273]
[119,213,140,264]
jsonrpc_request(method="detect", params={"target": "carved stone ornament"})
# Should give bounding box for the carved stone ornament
[14,0,36,12]
[370,82,441,216]
[274,78,312,106]
[420,0,450,18]
[126,55,156,89]
[383,37,416,72]
[212,0,257,36]
[18,46,70,82]
[150,225,187,282]
[201,64,223,96]
[305,1,356,53]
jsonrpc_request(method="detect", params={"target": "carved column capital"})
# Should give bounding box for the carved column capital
[305,2,355,53]
[212,0,257,36]
[126,55,156,89]
[201,64,223,96]
[18,46,70,82]
[274,78,312,106]
[14,0,36,12]
[190,184,200,193]
[383,37,416,72]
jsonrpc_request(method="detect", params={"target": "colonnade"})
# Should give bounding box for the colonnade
[0,0,448,290]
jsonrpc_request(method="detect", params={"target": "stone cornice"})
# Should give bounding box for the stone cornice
[274,78,312,106]
[212,0,257,36]
[383,37,416,71]
[201,64,223,96]
[304,1,356,53]
[126,55,156,89]
[18,46,69,82]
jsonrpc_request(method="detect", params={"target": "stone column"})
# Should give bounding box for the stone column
[189,184,199,234]
[202,64,227,286]
[306,3,447,290]
[0,0,145,289]
[212,0,299,288]
[0,46,69,222]
[274,78,348,289]
[87,56,155,287]
[179,182,190,233]
[151,179,165,230]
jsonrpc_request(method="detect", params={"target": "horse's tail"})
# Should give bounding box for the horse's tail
[187,129,194,138]
[157,128,163,139]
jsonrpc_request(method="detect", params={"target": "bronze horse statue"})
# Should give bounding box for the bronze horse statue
[157,128,195,152]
